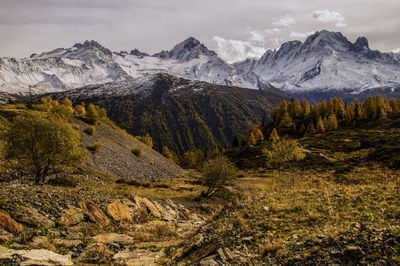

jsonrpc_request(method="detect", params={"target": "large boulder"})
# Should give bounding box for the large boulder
[107,200,133,222]
[0,246,73,265]
[78,200,110,226]
[134,196,161,218]
[92,233,134,245]
[13,206,55,228]
[57,205,84,227]
[77,243,113,264]
[0,210,22,235]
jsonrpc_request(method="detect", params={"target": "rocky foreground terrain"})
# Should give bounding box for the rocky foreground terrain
[0,174,211,265]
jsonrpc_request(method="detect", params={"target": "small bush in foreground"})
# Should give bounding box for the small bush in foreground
[201,155,237,197]
[87,142,103,153]
[263,138,306,168]
[131,148,143,157]
[84,125,96,136]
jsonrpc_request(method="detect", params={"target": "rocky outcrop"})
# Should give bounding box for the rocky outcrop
[13,206,55,228]
[78,200,110,226]
[57,205,85,227]
[134,196,161,218]
[107,199,133,222]
[0,246,73,265]
[77,243,113,264]
[0,210,22,235]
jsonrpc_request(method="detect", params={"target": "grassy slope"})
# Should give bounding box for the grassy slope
[174,121,400,264]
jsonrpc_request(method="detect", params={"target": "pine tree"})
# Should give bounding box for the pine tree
[288,99,302,118]
[388,98,400,114]
[301,99,311,118]
[254,128,264,143]
[75,102,86,117]
[248,132,257,146]
[316,116,325,133]
[86,103,99,125]
[162,146,178,163]
[315,99,327,118]
[137,133,154,148]
[326,114,338,131]
[269,128,280,142]
[306,121,315,134]
[362,96,376,119]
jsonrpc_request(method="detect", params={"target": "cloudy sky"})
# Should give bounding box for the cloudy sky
[1,0,399,62]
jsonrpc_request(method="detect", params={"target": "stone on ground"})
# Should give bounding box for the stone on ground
[78,200,110,226]
[57,205,84,227]
[0,209,22,235]
[92,233,134,245]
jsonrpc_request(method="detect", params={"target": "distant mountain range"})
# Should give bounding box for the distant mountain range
[1,30,399,101]
[32,73,285,154]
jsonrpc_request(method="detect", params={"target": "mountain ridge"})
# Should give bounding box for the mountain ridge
[1,30,400,101]
[236,30,400,97]
[28,73,286,154]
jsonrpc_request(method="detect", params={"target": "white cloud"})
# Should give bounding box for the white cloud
[265,28,280,34]
[249,30,265,42]
[312,10,347,28]
[290,31,315,39]
[392,48,400,53]
[212,35,267,63]
[272,15,295,27]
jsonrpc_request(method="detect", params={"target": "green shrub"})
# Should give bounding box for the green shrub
[263,138,306,168]
[131,148,143,157]
[201,155,237,197]
[87,142,103,153]
[84,125,96,136]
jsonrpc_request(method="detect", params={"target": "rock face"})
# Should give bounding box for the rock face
[78,200,110,226]
[13,206,55,228]
[77,243,113,264]
[57,205,85,227]
[0,246,73,265]
[92,233,134,245]
[107,200,133,222]
[0,210,22,235]
[134,196,161,218]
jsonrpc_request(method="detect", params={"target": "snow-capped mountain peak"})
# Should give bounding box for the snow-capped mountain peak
[235,30,400,98]
[155,37,217,61]
[0,37,276,96]
[1,30,399,100]
[302,30,352,52]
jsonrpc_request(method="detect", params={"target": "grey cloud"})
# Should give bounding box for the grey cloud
[0,0,399,61]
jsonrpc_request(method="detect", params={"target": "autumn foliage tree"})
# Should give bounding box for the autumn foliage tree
[270,94,400,137]
[263,138,306,168]
[201,155,237,197]
[5,111,86,183]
